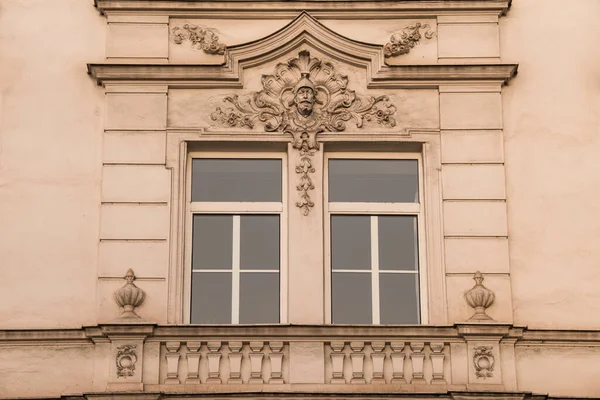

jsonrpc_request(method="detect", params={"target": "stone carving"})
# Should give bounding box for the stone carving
[473,346,495,379]
[172,24,226,55]
[384,22,435,58]
[116,344,138,377]
[114,268,146,319]
[464,271,495,321]
[211,50,397,214]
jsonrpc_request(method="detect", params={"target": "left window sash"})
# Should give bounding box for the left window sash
[185,154,286,324]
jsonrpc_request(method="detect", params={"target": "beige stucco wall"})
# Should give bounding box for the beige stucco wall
[501,0,600,330]
[0,0,105,328]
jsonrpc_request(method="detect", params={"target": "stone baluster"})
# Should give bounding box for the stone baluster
[390,341,406,383]
[330,341,346,384]
[350,341,366,384]
[430,342,446,383]
[185,341,201,384]
[228,342,243,384]
[268,341,284,384]
[370,341,386,384]
[164,341,181,384]
[249,341,265,384]
[409,342,425,383]
[206,341,222,383]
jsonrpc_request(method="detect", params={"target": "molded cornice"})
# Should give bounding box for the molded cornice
[87,63,518,88]
[94,0,512,18]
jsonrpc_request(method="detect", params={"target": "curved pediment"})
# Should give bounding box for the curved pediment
[224,12,385,79]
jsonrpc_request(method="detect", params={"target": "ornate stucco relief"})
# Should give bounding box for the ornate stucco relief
[211,50,397,215]
[172,24,226,55]
[473,346,495,379]
[114,268,146,319]
[116,344,138,377]
[384,22,436,58]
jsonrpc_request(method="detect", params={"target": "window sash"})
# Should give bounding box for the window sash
[184,151,287,324]
[324,152,428,324]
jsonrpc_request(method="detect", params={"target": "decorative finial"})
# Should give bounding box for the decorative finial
[114,269,146,319]
[464,271,495,321]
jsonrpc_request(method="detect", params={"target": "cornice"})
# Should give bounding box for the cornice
[87,63,518,88]
[94,1,512,18]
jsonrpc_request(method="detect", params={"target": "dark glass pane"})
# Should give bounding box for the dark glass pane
[192,215,232,270]
[379,273,420,324]
[239,272,279,323]
[192,159,282,202]
[329,159,418,203]
[190,272,232,324]
[240,215,279,270]
[331,215,370,270]
[332,272,372,324]
[378,216,418,271]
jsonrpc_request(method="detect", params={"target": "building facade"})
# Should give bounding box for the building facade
[1,0,600,398]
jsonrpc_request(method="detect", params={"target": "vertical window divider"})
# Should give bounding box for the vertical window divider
[370,216,380,324]
[231,215,241,324]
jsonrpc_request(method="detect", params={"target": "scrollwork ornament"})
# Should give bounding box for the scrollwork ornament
[116,345,138,377]
[210,50,397,215]
[384,22,436,58]
[172,24,226,55]
[473,346,495,379]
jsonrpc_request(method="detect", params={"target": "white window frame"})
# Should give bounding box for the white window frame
[323,151,428,324]
[183,150,288,324]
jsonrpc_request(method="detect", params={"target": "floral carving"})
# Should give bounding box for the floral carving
[114,268,146,319]
[464,271,496,321]
[384,22,435,58]
[473,346,495,379]
[116,345,138,377]
[211,50,397,214]
[172,24,226,55]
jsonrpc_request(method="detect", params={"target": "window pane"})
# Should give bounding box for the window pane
[378,216,418,271]
[328,159,418,203]
[240,215,279,270]
[192,159,282,202]
[332,272,372,324]
[379,273,420,324]
[239,272,279,323]
[331,215,370,270]
[192,215,232,270]
[190,272,232,324]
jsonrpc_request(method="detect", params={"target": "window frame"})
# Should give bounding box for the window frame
[183,150,288,324]
[323,151,429,325]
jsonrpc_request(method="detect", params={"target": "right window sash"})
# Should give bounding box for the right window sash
[325,153,427,324]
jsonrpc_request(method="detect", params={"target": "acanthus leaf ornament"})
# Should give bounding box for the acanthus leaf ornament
[172,24,226,55]
[211,50,397,215]
[384,22,435,58]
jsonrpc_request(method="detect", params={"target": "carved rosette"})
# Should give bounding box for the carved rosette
[116,344,138,377]
[384,22,435,58]
[114,268,146,319]
[210,50,397,215]
[464,271,495,321]
[172,24,226,55]
[473,346,495,379]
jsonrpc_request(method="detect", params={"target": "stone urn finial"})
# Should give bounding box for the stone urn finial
[114,268,146,319]
[464,271,495,321]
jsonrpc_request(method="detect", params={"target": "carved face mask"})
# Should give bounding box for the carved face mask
[294,87,316,116]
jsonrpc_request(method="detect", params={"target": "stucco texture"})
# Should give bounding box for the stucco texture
[501,0,600,329]
[0,0,105,328]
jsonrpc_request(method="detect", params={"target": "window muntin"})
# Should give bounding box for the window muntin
[325,153,427,325]
[187,154,286,324]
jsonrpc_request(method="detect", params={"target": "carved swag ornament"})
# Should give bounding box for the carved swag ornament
[384,22,435,58]
[211,50,397,215]
[172,24,226,55]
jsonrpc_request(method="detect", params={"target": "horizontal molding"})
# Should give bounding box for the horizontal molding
[94,1,512,17]
[88,63,518,88]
